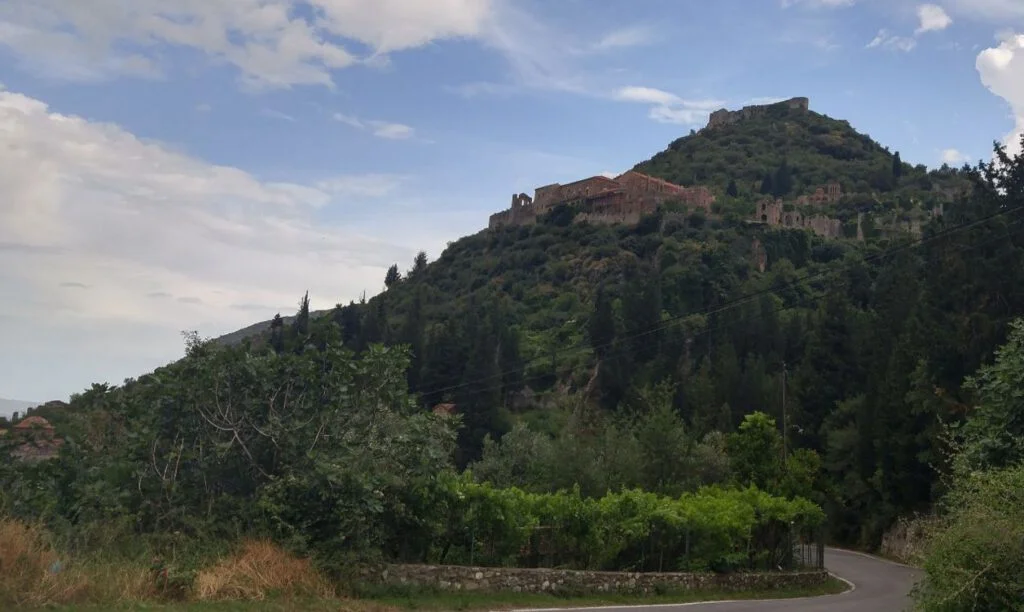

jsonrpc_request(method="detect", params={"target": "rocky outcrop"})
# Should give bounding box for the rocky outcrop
[362,564,829,595]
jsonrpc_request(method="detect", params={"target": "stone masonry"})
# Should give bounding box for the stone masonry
[754,182,844,239]
[365,563,829,595]
[488,171,716,230]
[706,97,810,131]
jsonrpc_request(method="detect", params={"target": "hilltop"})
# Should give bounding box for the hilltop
[219,97,969,350]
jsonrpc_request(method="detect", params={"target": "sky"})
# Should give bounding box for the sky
[0,0,1022,404]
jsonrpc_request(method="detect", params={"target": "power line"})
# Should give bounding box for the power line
[417,204,1024,404]
[427,214,1024,408]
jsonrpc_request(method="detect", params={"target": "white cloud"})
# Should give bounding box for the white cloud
[916,4,953,34]
[941,148,969,164]
[613,86,723,126]
[614,86,682,106]
[0,89,447,400]
[588,25,659,53]
[0,0,493,88]
[977,32,1024,158]
[332,112,417,140]
[867,29,918,51]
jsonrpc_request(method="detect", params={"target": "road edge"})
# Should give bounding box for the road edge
[503,572,855,612]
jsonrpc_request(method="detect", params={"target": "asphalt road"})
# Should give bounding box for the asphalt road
[514,548,922,612]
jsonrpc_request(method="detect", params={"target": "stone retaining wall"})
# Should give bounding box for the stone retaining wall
[363,564,829,595]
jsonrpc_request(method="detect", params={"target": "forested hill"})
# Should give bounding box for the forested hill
[246,136,1023,549]
[43,103,1018,551]
[635,102,959,200]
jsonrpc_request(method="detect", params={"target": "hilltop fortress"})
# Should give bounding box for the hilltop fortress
[705,97,810,130]
[488,171,716,229]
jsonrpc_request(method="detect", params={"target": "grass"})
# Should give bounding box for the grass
[33,577,850,611]
[3,516,848,611]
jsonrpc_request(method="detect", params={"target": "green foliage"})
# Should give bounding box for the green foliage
[436,474,824,573]
[915,466,1024,611]
[957,318,1024,471]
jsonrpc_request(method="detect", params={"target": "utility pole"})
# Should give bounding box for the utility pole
[782,361,788,467]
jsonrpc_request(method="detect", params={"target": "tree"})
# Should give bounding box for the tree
[385,264,402,288]
[727,412,783,492]
[958,317,1024,471]
[759,172,774,195]
[291,291,310,340]
[269,313,285,353]
[772,160,793,198]
[726,179,739,197]
[892,151,903,180]
[411,251,428,278]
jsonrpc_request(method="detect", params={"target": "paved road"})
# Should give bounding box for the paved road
[514,548,922,612]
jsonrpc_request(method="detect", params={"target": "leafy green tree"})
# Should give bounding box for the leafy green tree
[727,412,783,492]
[958,317,1024,471]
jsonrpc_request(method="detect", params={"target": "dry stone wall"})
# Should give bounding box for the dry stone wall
[363,564,829,595]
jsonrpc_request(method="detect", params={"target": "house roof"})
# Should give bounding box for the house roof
[14,416,53,429]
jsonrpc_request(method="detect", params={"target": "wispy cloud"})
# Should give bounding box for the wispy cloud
[867,29,917,52]
[259,108,296,122]
[586,25,660,53]
[332,113,416,140]
[613,86,723,125]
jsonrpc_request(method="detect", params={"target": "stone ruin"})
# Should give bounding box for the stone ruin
[705,97,810,131]
[488,171,716,230]
[754,182,844,239]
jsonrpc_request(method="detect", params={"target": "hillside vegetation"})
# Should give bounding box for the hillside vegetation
[4,103,1024,609]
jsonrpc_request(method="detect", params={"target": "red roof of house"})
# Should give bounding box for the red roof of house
[14,416,53,429]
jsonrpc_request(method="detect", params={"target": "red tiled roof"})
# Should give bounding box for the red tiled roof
[14,416,53,429]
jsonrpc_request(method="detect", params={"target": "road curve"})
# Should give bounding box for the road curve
[512,548,922,612]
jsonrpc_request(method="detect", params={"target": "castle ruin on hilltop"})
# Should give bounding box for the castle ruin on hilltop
[488,171,716,229]
[705,97,810,130]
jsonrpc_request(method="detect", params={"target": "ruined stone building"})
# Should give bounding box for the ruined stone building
[705,97,810,130]
[488,171,715,230]
[3,415,64,462]
[754,182,844,239]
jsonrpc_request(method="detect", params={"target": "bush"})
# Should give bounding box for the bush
[915,466,1024,611]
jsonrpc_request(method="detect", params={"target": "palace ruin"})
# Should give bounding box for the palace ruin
[488,171,716,230]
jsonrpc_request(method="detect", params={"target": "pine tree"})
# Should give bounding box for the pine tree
[411,251,428,278]
[269,313,285,353]
[384,264,401,288]
[759,172,774,195]
[892,151,903,180]
[291,292,310,339]
[772,160,793,198]
[726,179,739,197]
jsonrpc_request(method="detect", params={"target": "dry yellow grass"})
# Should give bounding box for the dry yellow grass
[0,517,154,608]
[194,539,335,601]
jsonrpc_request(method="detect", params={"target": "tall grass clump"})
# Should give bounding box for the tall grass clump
[194,539,335,601]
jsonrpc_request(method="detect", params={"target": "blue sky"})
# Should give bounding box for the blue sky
[0,0,1022,406]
